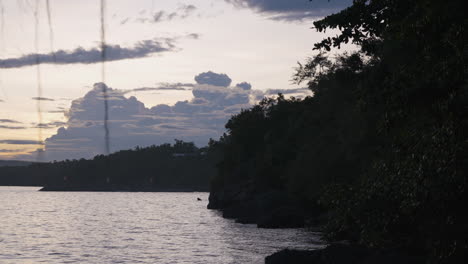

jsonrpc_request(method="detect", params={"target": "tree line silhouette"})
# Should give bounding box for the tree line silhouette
[0,0,466,262]
[208,0,467,262]
[0,140,215,191]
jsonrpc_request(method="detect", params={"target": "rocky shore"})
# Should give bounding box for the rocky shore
[265,244,426,264]
[207,184,320,228]
[208,185,428,264]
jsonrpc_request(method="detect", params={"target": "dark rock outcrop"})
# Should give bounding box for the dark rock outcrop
[208,186,315,228]
[257,206,305,228]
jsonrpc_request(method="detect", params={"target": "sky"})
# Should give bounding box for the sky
[0,0,353,161]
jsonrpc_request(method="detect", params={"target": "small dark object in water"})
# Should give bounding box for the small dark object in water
[197,198,202,201]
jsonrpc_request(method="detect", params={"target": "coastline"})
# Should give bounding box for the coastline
[265,244,426,264]
[207,188,428,263]
[39,185,209,192]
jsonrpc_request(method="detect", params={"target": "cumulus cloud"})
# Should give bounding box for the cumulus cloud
[236,82,252,90]
[27,72,250,160]
[226,0,352,21]
[15,71,311,161]
[0,36,198,69]
[195,71,232,87]
[191,85,250,106]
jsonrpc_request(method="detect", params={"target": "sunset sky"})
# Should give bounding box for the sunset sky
[0,0,352,161]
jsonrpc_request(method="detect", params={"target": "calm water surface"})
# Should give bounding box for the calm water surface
[0,186,323,264]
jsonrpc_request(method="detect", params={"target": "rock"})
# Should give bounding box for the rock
[222,200,257,219]
[257,206,305,228]
[207,192,221,209]
[265,249,320,264]
[207,182,254,210]
[209,187,316,228]
[265,245,369,264]
[235,217,257,224]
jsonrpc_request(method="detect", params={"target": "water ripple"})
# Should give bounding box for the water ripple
[0,186,324,264]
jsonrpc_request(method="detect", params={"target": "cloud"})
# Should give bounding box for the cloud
[236,82,252,90]
[136,4,198,24]
[48,107,66,114]
[191,85,250,106]
[47,106,66,113]
[178,4,197,18]
[18,71,309,161]
[120,17,130,25]
[0,36,198,69]
[195,71,232,87]
[130,83,194,93]
[0,119,65,130]
[0,149,25,153]
[33,121,67,129]
[32,97,55,101]
[226,0,353,21]
[0,119,22,124]
[0,140,44,145]
[31,72,254,161]
[186,33,201,40]
[266,87,312,95]
[0,125,27,130]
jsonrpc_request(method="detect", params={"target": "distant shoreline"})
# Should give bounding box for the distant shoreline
[39,185,209,192]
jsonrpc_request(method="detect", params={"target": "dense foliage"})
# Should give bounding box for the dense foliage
[0,140,216,191]
[209,0,467,262]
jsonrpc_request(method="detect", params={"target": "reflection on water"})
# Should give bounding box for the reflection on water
[0,186,324,264]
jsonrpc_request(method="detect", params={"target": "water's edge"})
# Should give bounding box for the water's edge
[1,187,322,263]
[39,186,209,192]
[265,244,426,264]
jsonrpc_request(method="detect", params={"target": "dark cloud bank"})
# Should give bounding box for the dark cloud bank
[226,0,353,21]
[17,71,310,161]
